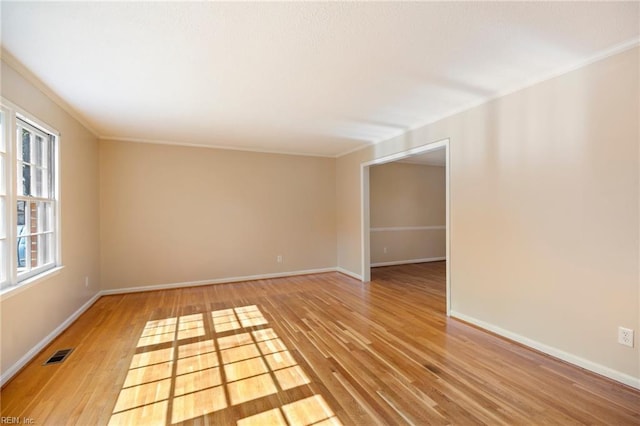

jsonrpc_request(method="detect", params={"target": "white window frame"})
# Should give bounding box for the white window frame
[0,99,61,294]
[0,107,8,286]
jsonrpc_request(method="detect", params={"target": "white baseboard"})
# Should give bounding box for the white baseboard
[5,274,638,392]
[336,267,363,281]
[0,292,101,387]
[450,310,640,390]
[100,267,338,295]
[371,257,446,268]
[2,268,342,386]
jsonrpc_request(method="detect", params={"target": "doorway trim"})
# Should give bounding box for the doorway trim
[360,138,451,315]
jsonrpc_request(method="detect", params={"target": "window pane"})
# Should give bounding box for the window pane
[21,128,31,162]
[17,235,28,272]
[47,163,53,198]
[37,202,53,233]
[0,155,5,195]
[0,240,5,283]
[29,232,37,268]
[17,200,25,226]
[34,135,43,166]
[29,201,37,235]
[46,202,53,232]
[43,169,50,198]
[37,234,44,266]
[37,202,44,232]
[43,138,49,168]
[38,234,45,266]
[0,112,4,152]
[47,233,53,265]
[39,233,53,266]
[35,168,43,197]
[0,197,5,239]
[20,164,31,196]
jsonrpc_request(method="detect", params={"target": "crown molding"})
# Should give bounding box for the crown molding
[1,48,99,137]
[99,136,336,158]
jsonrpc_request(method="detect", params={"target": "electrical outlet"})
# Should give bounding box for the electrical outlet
[618,327,634,347]
[383,247,388,254]
[276,255,283,263]
[84,276,89,288]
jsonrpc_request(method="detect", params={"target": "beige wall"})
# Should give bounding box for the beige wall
[1,44,638,389]
[99,141,336,290]
[0,60,101,376]
[370,162,445,265]
[337,47,640,381]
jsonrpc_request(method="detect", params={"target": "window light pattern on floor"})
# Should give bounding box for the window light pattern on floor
[108,305,341,425]
[238,395,341,426]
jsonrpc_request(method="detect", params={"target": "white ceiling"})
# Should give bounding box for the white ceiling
[1,2,638,157]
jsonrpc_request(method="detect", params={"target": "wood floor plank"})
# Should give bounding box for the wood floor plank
[1,262,639,425]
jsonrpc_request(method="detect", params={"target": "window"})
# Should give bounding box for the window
[0,103,59,291]
[0,111,7,285]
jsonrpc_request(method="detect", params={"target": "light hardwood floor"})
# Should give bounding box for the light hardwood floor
[1,262,639,425]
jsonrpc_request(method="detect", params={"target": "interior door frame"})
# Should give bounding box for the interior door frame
[360,138,451,315]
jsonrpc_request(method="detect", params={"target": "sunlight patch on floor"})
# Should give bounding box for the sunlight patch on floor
[109,305,342,425]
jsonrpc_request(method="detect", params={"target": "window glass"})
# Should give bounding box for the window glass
[20,164,30,196]
[0,112,4,152]
[0,155,5,196]
[34,135,43,166]
[0,110,59,290]
[0,197,5,239]
[16,201,27,271]
[21,128,30,162]
[0,111,5,286]
[0,241,5,283]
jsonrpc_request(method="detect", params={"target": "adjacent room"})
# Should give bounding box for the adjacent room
[1,2,639,424]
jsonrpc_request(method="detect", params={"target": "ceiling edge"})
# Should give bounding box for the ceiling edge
[337,37,640,160]
[3,36,637,159]
[334,142,375,158]
[0,48,100,137]
[99,136,337,159]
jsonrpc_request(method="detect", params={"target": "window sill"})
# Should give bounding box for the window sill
[0,266,65,302]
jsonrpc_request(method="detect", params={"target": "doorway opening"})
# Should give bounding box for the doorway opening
[360,139,451,315]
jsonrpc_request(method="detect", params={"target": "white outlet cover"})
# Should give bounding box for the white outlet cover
[618,327,634,348]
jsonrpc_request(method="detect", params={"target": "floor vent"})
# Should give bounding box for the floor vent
[43,348,73,365]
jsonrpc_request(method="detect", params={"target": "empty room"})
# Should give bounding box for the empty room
[1,2,639,425]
